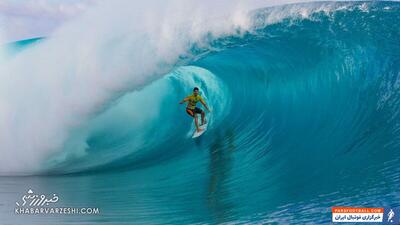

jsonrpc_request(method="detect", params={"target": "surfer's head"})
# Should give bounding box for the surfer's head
[193,87,199,96]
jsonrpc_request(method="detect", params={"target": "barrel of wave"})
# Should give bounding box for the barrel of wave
[43,66,230,173]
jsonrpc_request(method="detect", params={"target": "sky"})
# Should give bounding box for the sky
[0,0,97,43]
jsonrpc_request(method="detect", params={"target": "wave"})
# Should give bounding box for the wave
[0,1,399,199]
[1,1,399,223]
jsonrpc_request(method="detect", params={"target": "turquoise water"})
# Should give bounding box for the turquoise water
[1,2,400,224]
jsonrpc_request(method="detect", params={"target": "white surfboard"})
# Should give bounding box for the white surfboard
[192,122,208,138]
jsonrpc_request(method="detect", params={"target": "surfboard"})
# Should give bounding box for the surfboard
[192,122,208,138]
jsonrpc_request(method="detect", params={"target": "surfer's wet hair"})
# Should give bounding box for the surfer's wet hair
[193,87,199,92]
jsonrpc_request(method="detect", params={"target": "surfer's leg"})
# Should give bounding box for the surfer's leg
[194,115,202,132]
[201,110,205,125]
[194,107,205,125]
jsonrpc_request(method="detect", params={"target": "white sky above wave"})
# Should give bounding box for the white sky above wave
[0,0,98,42]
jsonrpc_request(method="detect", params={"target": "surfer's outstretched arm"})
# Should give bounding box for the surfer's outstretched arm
[179,97,189,104]
[200,99,210,112]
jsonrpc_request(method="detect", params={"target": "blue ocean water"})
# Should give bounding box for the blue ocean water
[1,1,400,224]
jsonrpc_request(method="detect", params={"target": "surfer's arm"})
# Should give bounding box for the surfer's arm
[179,97,189,104]
[200,99,210,112]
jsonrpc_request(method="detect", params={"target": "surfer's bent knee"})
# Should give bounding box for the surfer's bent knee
[186,108,194,117]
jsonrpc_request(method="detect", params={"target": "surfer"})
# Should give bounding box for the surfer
[179,87,210,132]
